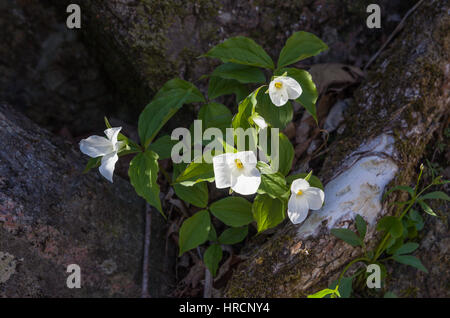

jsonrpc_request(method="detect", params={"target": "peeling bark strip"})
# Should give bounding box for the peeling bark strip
[225,0,449,297]
[0,104,170,297]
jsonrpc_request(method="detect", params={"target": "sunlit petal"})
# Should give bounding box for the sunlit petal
[231,172,261,195]
[213,153,233,189]
[288,195,309,224]
[234,151,258,168]
[282,77,302,100]
[291,178,310,193]
[104,127,122,145]
[269,89,284,106]
[79,135,114,158]
[253,115,268,129]
[99,152,119,183]
[304,187,325,210]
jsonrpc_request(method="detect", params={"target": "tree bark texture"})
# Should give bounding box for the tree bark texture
[224,0,449,297]
[49,0,415,125]
[0,103,172,297]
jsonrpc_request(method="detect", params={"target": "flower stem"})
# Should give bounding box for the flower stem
[338,257,370,285]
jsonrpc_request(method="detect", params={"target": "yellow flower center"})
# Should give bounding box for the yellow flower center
[235,159,244,169]
[297,190,303,196]
[274,82,283,89]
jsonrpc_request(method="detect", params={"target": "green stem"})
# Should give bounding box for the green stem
[338,257,370,285]
[372,177,433,262]
[159,165,171,184]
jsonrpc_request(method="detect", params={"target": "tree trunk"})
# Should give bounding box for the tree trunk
[49,0,415,124]
[0,103,172,297]
[224,0,449,297]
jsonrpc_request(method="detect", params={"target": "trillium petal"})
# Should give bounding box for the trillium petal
[269,90,282,106]
[304,187,325,210]
[231,169,261,195]
[99,152,119,183]
[79,135,114,158]
[269,81,288,107]
[104,127,122,146]
[253,115,268,129]
[213,153,233,189]
[288,194,309,224]
[272,89,289,107]
[283,77,302,100]
[234,151,258,168]
[291,178,310,193]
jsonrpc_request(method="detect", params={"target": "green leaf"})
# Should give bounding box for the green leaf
[419,191,450,201]
[339,277,353,298]
[82,156,101,174]
[376,216,403,238]
[174,161,214,186]
[377,262,388,280]
[148,135,178,160]
[275,68,318,122]
[406,225,418,239]
[198,102,232,131]
[211,63,266,84]
[307,288,336,298]
[286,173,324,191]
[205,36,274,69]
[139,79,204,147]
[418,200,437,216]
[232,87,264,130]
[208,225,217,242]
[392,255,428,273]
[210,197,253,227]
[355,214,367,239]
[330,228,362,247]
[128,150,163,215]
[273,133,294,176]
[395,242,419,255]
[104,116,112,129]
[179,210,211,256]
[257,170,289,200]
[203,244,223,277]
[383,185,415,200]
[208,76,248,102]
[255,92,293,129]
[218,226,248,245]
[277,31,328,68]
[303,170,313,182]
[174,182,209,208]
[252,194,286,233]
[329,277,353,298]
[386,237,404,255]
[172,163,209,208]
[408,209,424,230]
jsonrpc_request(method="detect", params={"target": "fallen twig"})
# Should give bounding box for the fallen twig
[141,203,153,298]
[364,0,425,70]
[203,268,213,298]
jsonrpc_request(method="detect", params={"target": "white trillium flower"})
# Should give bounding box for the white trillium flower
[252,114,268,130]
[287,178,324,224]
[79,127,125,183]
[269,76,302,107]
[212,151,261,195]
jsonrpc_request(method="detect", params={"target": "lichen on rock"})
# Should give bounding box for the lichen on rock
[0,252,16,284]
